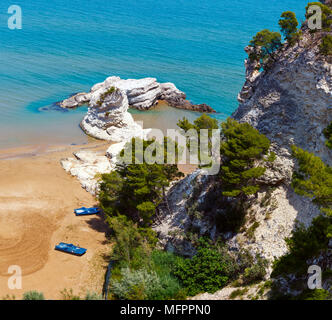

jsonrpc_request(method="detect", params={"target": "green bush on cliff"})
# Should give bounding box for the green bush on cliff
[323,122,332,148]
[272,215,332,277]
[272,146,332,283]
[106,215,186,300]
[279,11,299,44]
[177,113,219,166]
[99,138,183,227]
[291,145,332,216]
[320,35,332,56]
[248,29,282,69]
[296,289,332,300]
[220,118,272,198]
[96,86,116,107]
[173,238,234,296]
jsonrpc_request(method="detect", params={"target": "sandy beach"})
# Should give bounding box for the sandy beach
[0,142,112,300]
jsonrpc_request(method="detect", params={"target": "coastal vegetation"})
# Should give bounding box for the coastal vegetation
[320,34,332,56]
[249,1,332,70]
[248,29,282,69]
[220,118,272,198]
[278,11,300,45]
[323,122,332,149]
[96,86,116,107]
[271,146,332,299]
[98,114,272,299]
[22,291,45,300]
[99,138,184,227]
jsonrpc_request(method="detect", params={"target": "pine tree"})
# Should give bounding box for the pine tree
[220,118,272,198]
[279,11,299,44]
[291,145,332,216]
[99,138,183,227]
[249,29,282,68]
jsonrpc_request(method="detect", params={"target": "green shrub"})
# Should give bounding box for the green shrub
[229,288,249,299]
[242,254,268,284]
[99,138,183,227]
[60,288,80,300]
[295,289,332,300]
[220,118,272,198]
[279,11,299,44]
[177,114,219,166]
[173,238,234,296]
[149,250,187,299]
[320,35,332,56]
[272,215,332,277]
[107,215,156,270]
[248,29,282,68]
[85,292,103,300]
[111,268,163,300]
[96,86,116,106]
[22,291,45,300]
[323,122,332,149]
[291,145,332,216]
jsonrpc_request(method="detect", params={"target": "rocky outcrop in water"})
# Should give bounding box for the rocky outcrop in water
[80,85,149,142]
[60,76,215,112]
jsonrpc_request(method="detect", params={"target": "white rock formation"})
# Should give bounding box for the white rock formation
[60,76,215,112]
[60,76,186,110]
[80,86,146,142]
[61,150,114,195]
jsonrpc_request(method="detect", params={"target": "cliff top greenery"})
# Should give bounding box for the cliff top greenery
[291,145,332,216]
[323,122,332,149]
[249,1,332,69]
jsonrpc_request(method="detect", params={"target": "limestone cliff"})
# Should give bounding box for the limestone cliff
[154,23,331,274]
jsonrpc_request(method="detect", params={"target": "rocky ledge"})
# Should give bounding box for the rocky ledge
[60,142,132,195]
[59,76,215,113]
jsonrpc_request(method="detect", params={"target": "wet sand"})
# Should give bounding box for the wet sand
[0,142,111,299]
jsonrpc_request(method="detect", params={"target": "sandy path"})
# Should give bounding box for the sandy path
[0,143,111,299]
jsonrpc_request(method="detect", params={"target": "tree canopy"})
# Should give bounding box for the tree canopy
[249,29,282,67]
[291,145,332,216]
[220,118,272,198]
[279,11,299,44]
[99,138,183,227]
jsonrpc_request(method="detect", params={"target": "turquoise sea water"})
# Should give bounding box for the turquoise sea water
[0,0,308,148]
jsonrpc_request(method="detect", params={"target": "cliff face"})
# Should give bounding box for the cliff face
[230,27,331,259]
[155,26,331,266]
[235,27,332,165]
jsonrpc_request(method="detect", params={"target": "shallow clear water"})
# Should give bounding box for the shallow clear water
[0,0,308,148]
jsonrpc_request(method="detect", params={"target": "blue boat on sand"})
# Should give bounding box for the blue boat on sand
[74,207,100,216]
[55,242,87,256]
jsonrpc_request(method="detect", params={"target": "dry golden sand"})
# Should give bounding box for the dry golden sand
[0,142,111,300]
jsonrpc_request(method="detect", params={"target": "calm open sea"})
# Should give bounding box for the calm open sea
[0,0,308,148]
